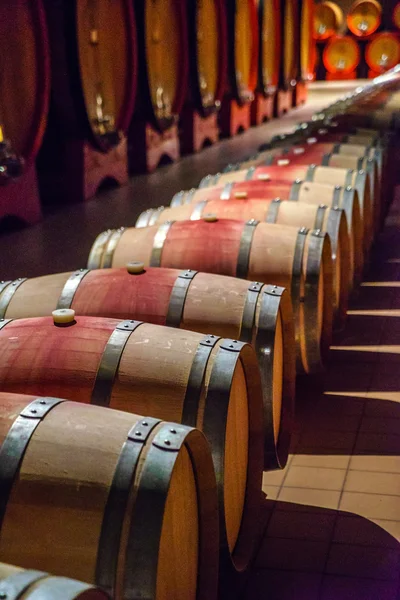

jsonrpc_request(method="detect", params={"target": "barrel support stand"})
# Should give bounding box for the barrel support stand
[275,89,293,117]
[179,106,220,154]
[219,97,252,137]
[128,120,180,173]
[0,165,42,226]
[293,81,308,106]
[38,136,129,204]
[251,93,275,125]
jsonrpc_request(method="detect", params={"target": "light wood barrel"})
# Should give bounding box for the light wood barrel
[0,393,218,600]
[281,0,299,89]
[0,562,110,599]
[87,219,334,374]
[169,180,361,286]
[314,1,344,40]
[300,0,316,83]
[135,0,188,131]
[323,35,360,75]
[200,164,368,260]
[0,268,294,471]
[188,0,227,116]
[226,0,259,105]
[366,32,400,74]
[136,199,349,326]
[258,0,281,96]
[0,317,263,574]
[347,0,382,37]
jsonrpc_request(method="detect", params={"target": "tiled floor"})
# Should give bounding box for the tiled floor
[244,194,400,599]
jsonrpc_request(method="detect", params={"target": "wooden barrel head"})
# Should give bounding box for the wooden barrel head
[323,35,360,74]
[0,0,50,164]
[258,0,280,96]
[313,1,344,40]
[76,0,137,150]
[366,33,400,73]
[347,0,382,36]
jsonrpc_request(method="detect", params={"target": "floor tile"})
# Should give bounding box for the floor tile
[320,575,399,600]
[325,542,400,580]
[339,491,400,521]
[333,515,400,549]
[283,466,347,491]
[266,509,336,542]
[245,570,322,600]
[344,470,400,496]
[277,487,341,512]
[255,537,330,571]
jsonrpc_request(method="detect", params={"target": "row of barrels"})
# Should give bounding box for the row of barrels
[321,32,400,77]
[314,0,383,39]
[1,69,400,598]
[0,0,313,186]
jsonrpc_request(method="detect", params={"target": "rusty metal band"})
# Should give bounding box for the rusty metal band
[341,186,355,230]
[355,170,366,211]
[240,282,263,343]
[181,334,221,426]
[166,269,199,328]
[245,167,256,180]
[291,228,309,320]
[289,179,303,201]
[87,229,114,269]
[57,269,90,310]
[0,397,64,531]
[190,200,208,220]
[345,169,354,188]
[199,173,220,188]
[123,423,193,599]
[0,278,27,319]
[102,228,125,268]
[303,231,326,370]
[265,198,282,223]
[150,221,174,267]
[314,205,327,231]
[201,339,245,556]
[135,209,153,228]
[96,416,161,596]
[220,182,234,200]
[255,285,291,469]
[0,569,47,599]
[91,320,144,408]
[0,280,11,296]
[236,220,259,279]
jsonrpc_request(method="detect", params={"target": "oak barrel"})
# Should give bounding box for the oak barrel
[226,0,259,105]
[323,35,361,75]
[0,0,50,166]
[188,0,227,116]
[300,0,316,84]
[281,0,299,89]
[258,0,281,96]
[200,165,369,258]
[87,220,334,373]
[43,0,137,151]
[0,562,110,599]
[134,0,188,131]
[313,1,344,40]
[0,317,263,574]
[136,199,349,325]
[393,3,400,30]
[0,393,218,599]
[347,0,382,37]
[0,268,294,471]
[366,33,400,74]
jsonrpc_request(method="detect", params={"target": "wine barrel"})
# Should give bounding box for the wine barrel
[43,0,137,151]
[0,1,50,166]
[227,0,259,105]
[323,35,360,76]
[0,316,263,575]
[188,0,227,116]
[366,32,400,74]
[0,268,294,471]
[393,3,400,30]
[258,0,281,96]
[134,0,188,131]
[347,0,382,37]
[281,0,299,89]
[300,0,316,83]
[313,1,344,40]
[136,200,349,325]
[87,220,334,374]
[0,563,110,599]
[0,393,218,600]
[200,164,370,256]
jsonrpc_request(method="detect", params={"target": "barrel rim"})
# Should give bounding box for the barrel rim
[257,0,281,97]
[365,32,400,72]
[189,0,228,116]
[347,0,382,37]
[72,0,138,152]
[323,35,361,74]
